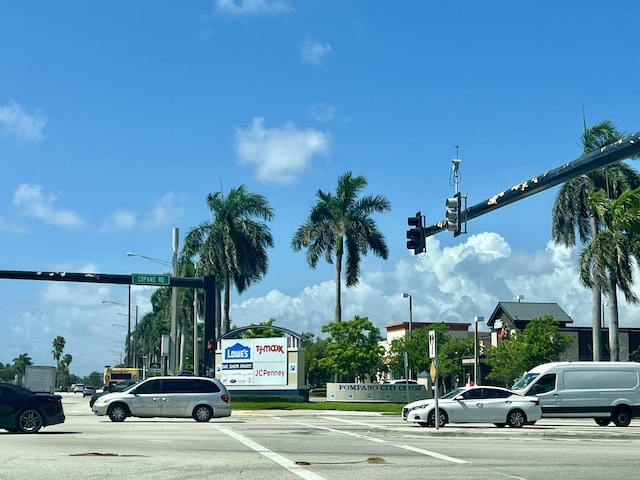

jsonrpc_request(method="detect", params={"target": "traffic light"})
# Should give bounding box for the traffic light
[406,212,425,254]
[445,192,462,236]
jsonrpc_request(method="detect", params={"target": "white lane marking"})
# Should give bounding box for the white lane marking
[213,425,326,480]
[273,417,468,465]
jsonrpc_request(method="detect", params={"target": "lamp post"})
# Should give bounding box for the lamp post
[402,293,413,333]
[402,293,413,380]
[128,227,180,374]
[474,316,484,385]
[103,296,138,368]
[103,299,132,366]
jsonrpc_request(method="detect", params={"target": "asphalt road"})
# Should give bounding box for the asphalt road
[2,393,639,480]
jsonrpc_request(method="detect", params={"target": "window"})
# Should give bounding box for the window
[462,389,482,400]
[482,388,511,399]
[134,379,162,394]
[529,374,556,395]
[161,379,199,393]
[192,379,219,393]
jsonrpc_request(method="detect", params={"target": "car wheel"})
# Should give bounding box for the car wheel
[594,417,611,426]
[494,423,506,428]
[193,405,213,422]
[107,404,128,422]
[427,409,447,427]
[17,409,43,433]
[506,409,527,428]
[612,408,632,427]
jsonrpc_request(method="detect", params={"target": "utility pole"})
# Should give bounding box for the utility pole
[474,316,483,385]
[170,227,179,375]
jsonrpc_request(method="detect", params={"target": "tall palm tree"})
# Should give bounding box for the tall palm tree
[12,353,32,380]
[552,121,640,360]
[51,335,66,385]
[182,185,275,336]
[292,171,391,323]
[580,188,640,360]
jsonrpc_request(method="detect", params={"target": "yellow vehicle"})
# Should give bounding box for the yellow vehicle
[103,367,140,388]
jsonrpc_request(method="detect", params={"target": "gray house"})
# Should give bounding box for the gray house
[486,301,640,361]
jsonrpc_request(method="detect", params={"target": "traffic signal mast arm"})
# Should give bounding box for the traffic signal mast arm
[425,131,640,238]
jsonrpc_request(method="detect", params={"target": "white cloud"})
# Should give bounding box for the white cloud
[142,193,186,228]
[235,117,330,184]
[215,0,290,15]
[308,103,336,122]
[0,216,26,233]
[301,38,332,66]
[13,184,84,228]
[230,232,617,339]
[100,210,138,232]
[0,100,47,142]
[3,231,638,377]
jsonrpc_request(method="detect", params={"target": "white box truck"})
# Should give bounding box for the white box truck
[511,361,640,427]
[23,365,57,393]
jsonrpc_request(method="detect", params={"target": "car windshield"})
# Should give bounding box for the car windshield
[511,372,539,390]
[115,381,139,392]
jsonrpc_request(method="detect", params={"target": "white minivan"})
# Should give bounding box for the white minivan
[511,361,640,427]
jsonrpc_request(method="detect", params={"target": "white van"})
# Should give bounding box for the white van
[511,361,640,427]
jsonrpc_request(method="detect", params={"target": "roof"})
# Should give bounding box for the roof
[486,302,573,329]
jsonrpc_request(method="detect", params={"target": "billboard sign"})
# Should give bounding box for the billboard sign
[220,337,288,386]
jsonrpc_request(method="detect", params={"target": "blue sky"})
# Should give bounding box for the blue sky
[2,1,640,376]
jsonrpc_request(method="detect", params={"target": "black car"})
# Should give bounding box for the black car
[0,383,65,433]
[89,379,139,408]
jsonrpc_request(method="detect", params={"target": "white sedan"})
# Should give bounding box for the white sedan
[402,385,541,428]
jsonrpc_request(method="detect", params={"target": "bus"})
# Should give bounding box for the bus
[103,367,141,388]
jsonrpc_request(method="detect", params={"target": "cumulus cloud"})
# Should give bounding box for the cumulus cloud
[308,103,336,122]
[301,38,332,66]
[0,216,26,233]
[0,100,47,142]
[235,117,330,184]
[13,184,84,228]
[6,231,638,376]
[230,232,617,338]
[100,210,138,232]
[142,192,186,228]
[215,0,290,15]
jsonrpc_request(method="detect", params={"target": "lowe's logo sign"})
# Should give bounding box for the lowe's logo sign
[224,342,251,361]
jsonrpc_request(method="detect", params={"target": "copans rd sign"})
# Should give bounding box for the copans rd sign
[131,273,171,286]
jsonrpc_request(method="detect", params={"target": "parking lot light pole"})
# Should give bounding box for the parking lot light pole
[402,293,413,380]
[474,316,484,385]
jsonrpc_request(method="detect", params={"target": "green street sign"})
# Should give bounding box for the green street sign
[132,273,171,286]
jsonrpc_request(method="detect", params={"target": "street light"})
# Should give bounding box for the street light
[127,227,180,374]
[401,293,413,332]
[103,297,138,368]
[474,316,484,385]
[126,252,173,268]
[402,293,413,381]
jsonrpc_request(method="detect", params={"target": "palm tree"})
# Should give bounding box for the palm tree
[182,185,275,336]
[12,353,32,380]
[552,121,640,360]
[52,335,66,385]
[292,171,391,323]
[580,188,640,360]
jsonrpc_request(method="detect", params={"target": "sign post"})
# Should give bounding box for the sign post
[428,329,440,430]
